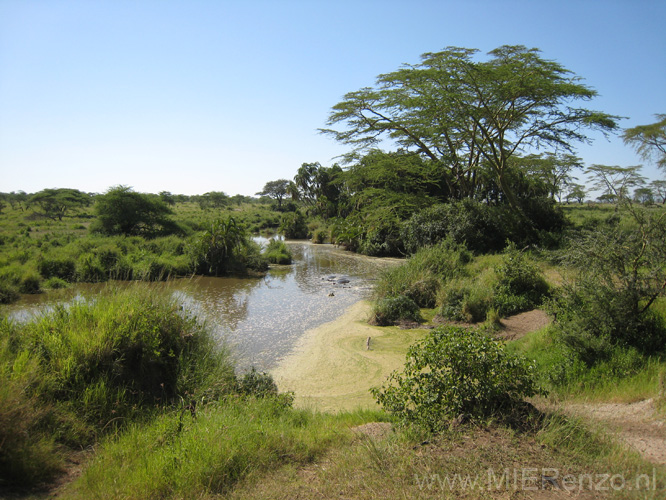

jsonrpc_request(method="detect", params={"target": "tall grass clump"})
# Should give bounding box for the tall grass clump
[0,286,236,487]
[374,238,470,308]
[263,238,292,265]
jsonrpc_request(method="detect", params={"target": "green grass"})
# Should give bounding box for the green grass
[64,403,380,499]
[0,286,236,488]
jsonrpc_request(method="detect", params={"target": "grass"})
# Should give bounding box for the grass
[0,285,236,488]
[2,201,666,498]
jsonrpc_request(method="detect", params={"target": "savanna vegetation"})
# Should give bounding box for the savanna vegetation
[2,45,666,498]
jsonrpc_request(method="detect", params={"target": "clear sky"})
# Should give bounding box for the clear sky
[1,0,665,197]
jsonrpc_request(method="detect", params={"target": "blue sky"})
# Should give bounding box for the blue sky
[1,0,665,196]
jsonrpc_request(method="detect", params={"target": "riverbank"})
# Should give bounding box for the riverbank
[271,300,427,412]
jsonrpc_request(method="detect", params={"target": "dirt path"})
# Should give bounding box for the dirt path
[497,309,551,340]
[557,398,666,465]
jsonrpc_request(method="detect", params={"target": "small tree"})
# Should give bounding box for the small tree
[650,180,666,204]
[91,186,179,237]
[586,164,646,203]
[565,183,587,203]
[371,326,542,431]
[256,179,290,211]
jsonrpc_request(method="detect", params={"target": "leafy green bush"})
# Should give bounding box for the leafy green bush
[0,279,20,304]
[279,211,308,239]
[492,247,550,316]
[550,208,666,360]
[371,326,543,431]
[237,367,280,398]
[44,276,69,289]
[371,295,422,326]
[18,272,41,294]
[401,200,504,254]
[37,256,76,281]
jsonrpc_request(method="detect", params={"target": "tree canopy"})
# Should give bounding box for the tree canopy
[28,188,91,220]
[322,45,620,212]
[256,179,290,210]
[91,186,180,237]
[623,114,666,171]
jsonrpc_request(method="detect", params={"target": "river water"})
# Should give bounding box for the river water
[2,241,399,371]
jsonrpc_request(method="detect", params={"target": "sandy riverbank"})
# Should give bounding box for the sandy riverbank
[270,300,427,412]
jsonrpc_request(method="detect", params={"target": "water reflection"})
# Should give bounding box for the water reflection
[2,242,399,371]
[175,242,396,370]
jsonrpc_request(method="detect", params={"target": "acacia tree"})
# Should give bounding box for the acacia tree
[650,180,666,204]
[517,153,583,201]
[623,114,666,171]
[585,165,646,202]
[28,188,91,220]
[322,45,620,213]
[256,179,290,210]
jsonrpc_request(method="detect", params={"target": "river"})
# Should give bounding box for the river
[2,241,399,371]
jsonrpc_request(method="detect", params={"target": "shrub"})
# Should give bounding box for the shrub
[279,211,308,239]
[311,228,328,244]
[492,247,550,316]
[18,272,42,294]
[263,239,292,265]
[374,238,470,308]
[44,276,69,289]
[371,326,543,431]
[371,295,422,326]
[237,367,279,398]
[550,208,666,359]
[37,256,76,281]
[0,279,20,304]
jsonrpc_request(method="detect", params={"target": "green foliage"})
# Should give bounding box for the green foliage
[67,399,342,499]
[263,238,292,265]
[371,295,422,326]
[0,279,20,304]
[371,326,543,431]
[374,238,470,308]
[550,205,666,360]
[0,287,237,485]
[279,211,308,239]
[492,247,550,316]
[28,188,91,221]
[401,200,505,254]
[437,249,549,322]
[91,186,180,237]
[191,217,259,275]
[237,367,280,398]
[323,45,619,212]
[37,256,76,281]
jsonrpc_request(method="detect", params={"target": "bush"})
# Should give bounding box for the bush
[44,276,69,289]
[550,208,666,359]
[374,238,470,308]
[263,239,292,265]
[0,280,20,304]
[492,247,550,316]
[18,272,42,294]
[371,295,422,326]
[37,256,76,281]
[279,212,308,239]
[371,326,543,431]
